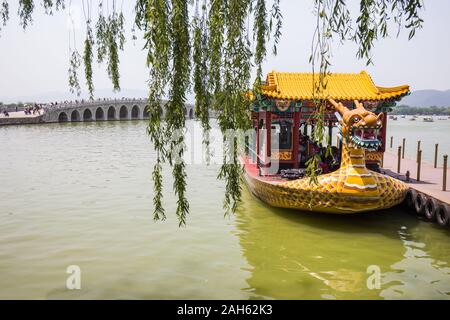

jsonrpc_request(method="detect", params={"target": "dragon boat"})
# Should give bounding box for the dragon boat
[242,71,410,214]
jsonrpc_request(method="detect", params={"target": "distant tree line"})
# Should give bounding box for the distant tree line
[391,105,450,115]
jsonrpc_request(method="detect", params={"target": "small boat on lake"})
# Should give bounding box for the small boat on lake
[423,117,434,122]
[244,71,409,214]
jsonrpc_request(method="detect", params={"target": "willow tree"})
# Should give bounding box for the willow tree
[0,0,424,225]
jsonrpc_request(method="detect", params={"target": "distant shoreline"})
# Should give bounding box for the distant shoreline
[389,105,450,116]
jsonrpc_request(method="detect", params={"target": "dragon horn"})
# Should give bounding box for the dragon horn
[377,112,384,122]
[354,100,364,109]
[328,98,348,114]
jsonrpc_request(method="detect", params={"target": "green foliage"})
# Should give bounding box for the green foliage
[42,0,65,14]
[151,159,165,221]
[352,0,424,64]
[193,1,211,151]
[96,6,125,92]
[269,0,282,55]
[254,0,268,81]
[68,50,81,96]
[140,0,171,223]
[305,153,322,185]
[207,0,225,98]
[217,0,253,214]
[166,0,191,226]
[18,0,34,29]
[0,1,9,29]
[83,24,94,99]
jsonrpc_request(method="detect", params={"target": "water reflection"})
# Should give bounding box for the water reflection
[380,227,450,299]
[235,188,450,299]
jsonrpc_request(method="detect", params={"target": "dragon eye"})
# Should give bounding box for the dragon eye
[353,117,360,123]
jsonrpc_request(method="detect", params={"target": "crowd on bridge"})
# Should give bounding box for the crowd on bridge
[24,104,44,115]
[44,97,146,111]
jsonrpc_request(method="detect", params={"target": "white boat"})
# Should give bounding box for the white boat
[423,117,434,122]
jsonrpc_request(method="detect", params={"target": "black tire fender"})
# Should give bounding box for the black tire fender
[405,189,416,209]
[414,193,427,215]
[435,204,450,227]
[424,197,438,221]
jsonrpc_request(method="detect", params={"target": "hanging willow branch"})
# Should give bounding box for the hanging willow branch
[193,0,212,159]
[68,50,81,96]
[0,0,425,225]
[18,0,34,29]
[216,0,253,214]
[82,1,94,99]
[96,2,125,92]
[253,0,267,82]
[269,0,282,55]
[138,0,171,222]
[165,0,191,226]
[0,1,9,31]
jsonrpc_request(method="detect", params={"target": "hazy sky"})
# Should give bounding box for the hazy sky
[0,1,449,103]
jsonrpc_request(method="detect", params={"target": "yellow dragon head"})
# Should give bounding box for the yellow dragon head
[328,98,383,151]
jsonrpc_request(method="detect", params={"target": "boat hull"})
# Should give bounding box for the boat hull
[242,159,408,214]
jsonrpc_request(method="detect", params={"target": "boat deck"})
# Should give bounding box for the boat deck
[241,156,285,184]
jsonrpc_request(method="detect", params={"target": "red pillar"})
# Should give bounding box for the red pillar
[293,112,300,168]
[266,111,272,164]
[381,111,387,152]
[256,114,260,165]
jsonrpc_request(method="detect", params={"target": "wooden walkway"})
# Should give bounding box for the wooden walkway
[382,150,450,204]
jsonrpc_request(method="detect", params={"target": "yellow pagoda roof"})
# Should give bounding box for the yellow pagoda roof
[259,70,409,101]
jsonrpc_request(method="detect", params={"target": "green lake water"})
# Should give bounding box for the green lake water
[0,120,449,299]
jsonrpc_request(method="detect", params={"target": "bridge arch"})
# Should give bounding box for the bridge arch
[143,105,149,119]
[119,105,128,119]
[58,112,68,122]
[131,105,140,119]
[83,109,93,121]
[107,106,116,120]
[95,107,104,120]
[71,110,80,122]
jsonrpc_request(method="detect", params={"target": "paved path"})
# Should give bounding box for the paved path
[382,150,450,204]
[0,110,44,118]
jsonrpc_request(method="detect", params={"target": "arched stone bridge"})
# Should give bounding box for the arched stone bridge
[43,99,196,123]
